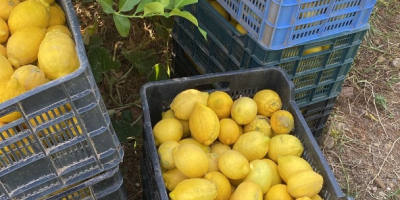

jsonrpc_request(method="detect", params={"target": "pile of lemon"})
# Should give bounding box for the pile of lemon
[207,0,248,35]
[0,0,80,123]
[152,88,324,200]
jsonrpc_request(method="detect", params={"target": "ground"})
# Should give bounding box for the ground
[73,1,400,200]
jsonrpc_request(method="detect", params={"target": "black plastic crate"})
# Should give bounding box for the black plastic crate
[140,67,352,200]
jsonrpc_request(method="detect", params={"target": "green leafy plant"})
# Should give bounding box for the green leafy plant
[97,0,206,38]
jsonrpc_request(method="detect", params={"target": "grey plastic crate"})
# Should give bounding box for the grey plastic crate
[41,166,126,200]
[140,67,353,200]
[0,0,123,199]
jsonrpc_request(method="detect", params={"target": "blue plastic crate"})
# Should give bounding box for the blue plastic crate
[216,0,376,50]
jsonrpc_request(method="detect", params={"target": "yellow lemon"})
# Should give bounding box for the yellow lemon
[0,18,9,43]
[268,134,304,162]
[162,168,188,191]
[189,102,220,145]
[162,109,175,119]
[0,44,6,58]
[0,78,25,122]
[173,144,209,178]
[231,184,236,195]
[11,64,46,91]
[243,115,272,137]
[229,20,237,27]
[38,30,80,80]
[230,181,263,200]
[229,177,243,187]
[270,110,294,134]
[158,141,180,169]
[48,5,65,26]
[8,0,49,34]
[0,0,20,21]
[0,55,13,82]
[170,89,209,120]
[210,141,231,155]
[169,178,217,200]
[296,197,312,200]
[204,171,231,200]
[179,138,210,154]
[207,152,220,172]
[207,91,233,119]
[243,159,272,194]
[322,45,330,50]
[277,155,312,183]
[233,131,270,162]
[253,89,282,117]
[218,150,249,180]
[262,158,282,186]
[287,170,323,198]
[46,25,72,37]
[209,1,229,20]
[7,26,46,68]
[162,109,191,139]
[311,195,323,200]
[230,15,237,23]
[302,46,323,55]
[235,23,248,34]
[231,97,258,125]
[218,118,240,145]
[152,118,183,146]
[264,184,294,200]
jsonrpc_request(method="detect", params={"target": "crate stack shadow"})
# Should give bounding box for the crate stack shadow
[0,1,126,199]
[171,0,373,137]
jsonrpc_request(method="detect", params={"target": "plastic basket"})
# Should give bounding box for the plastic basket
[40,166,126,200]
[173,38,345,107]
[0,0,123,199]
[216,0,376,50]
[140,67,352,200]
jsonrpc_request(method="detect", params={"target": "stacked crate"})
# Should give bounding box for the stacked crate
[0,0,126,199]
[171,0,374,137]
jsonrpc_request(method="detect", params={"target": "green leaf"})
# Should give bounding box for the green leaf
[174,0,197,8]
[112,119,142,143]
[121,110,133,121]
[119,0,140,12]
[88,34,103,47]
[148,64,170,81]
[170,8,207,38]
[96,0,115,14]
[154,23,170,41]
[135,0,153,14]
[113,14,131,37]
[88,46,121,83]
[123,50,157,75]
[161,0,170,7]
[144,2,165,16]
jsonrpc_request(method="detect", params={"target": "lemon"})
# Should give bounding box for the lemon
[231,97,258,125]
[243,159,272,194]
[158,141,180,169]
[47,25,72,37]
[230,15,237,23]
[0,0,20,21]
[207,91,233,119]
[302,46,323,55]
[170,89,209,120]
[218,118,240,145]
[204,171,231,200]
[210,141,231,155]
[207,152,220,172]
[189,102,220,145]
[287,170,323,198]
[243,115,272,137]
[311,195,323,200]
[229,177,243,187]
[229,20,237,27]
[0,55,13,82]
[296,197,312,200]
[11,65,46,91]
[218,150,249,180]
[268,134,304,162]
[48,4,65,26]
[173,144,209,178]
[264,184,294,200]
[235,23,248,34]
[0,78,25,122]
[38,30,80,80]
[277,155,312,183]
[233,131,270,162]
[0,18,9,44]
[230,181,263,200]
[162,109,175,119]
[7,26,46,68]
[253,89,282,117]
[209,1,229,20]
[262,158,282,186]
[162,168,188,191]
[0,44,6,58]
[8,0,49,34]
[152,118,183,146]
[178,138,210,153]
[169,178,217,200]
[231,184,236,195]
[162,109,191,139]
[322,45,330,51]
[270,110,294,134]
